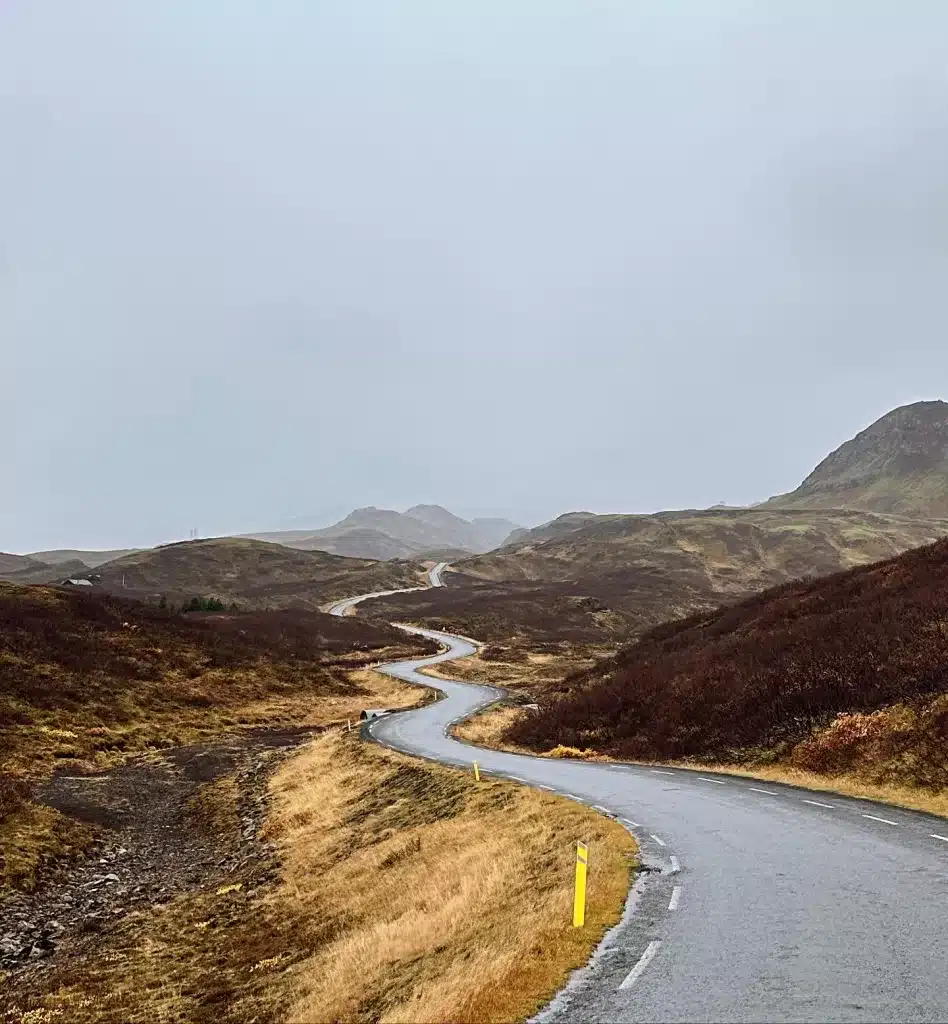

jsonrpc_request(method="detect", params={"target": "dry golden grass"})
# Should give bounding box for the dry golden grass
[418,648,604,694]
[0,669,428,895]
[452,704,532,751]
[8,731,637,1024]
[268,731,637,1024]
[681,762,948,819]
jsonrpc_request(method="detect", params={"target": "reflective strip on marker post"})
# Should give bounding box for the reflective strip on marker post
[573,841,589,927]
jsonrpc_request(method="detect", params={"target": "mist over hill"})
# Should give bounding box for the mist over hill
[244,505,521,560]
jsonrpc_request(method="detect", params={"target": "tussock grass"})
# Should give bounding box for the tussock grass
[268,732,636,1023]
[452,704,531,750]
[9,732,637,1024]
[420,647,606,694]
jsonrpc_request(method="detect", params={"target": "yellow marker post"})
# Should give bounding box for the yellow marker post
[573,842,589,927]
[473,760,481,781]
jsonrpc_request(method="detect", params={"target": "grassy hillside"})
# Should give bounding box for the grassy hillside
[461,508,948,587]
[766,400,948,517]
[0,582,436,892]
[0,582,433,777]
[26,548,141,568]
[363,572,707,648]
[0,553,46,575]
[506,538,948,794]
[0,557,90,585]
[366,509,948,648]
[91,537,425,608]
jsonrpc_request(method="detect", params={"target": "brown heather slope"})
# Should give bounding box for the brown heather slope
[506,538,948,796]
[90,537,426,609]
[367,508,948,649]
[0,582,436,891]
[766,399,948,517]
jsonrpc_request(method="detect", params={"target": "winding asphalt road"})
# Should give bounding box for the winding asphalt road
[330,576,948,1023]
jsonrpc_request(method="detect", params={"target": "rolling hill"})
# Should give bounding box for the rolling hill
[364,508,948,647]
[766,400,948,517]
[245,505,520,559]
[0,553,47,576]
[87,538,427,609]
[458,507,948,591]
[25,547,140,568]
[0,553,92,586]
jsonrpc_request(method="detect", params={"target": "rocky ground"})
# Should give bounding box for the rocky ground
[0,727,316,1002]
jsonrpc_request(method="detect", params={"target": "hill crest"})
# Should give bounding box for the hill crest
[767,400,948,517]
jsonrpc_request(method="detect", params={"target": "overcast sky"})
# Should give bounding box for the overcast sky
[3,2,947,552]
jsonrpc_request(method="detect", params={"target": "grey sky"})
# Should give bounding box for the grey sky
[3,2,947,552]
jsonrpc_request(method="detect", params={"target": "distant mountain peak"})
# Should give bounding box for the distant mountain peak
[404,504,467,527]
[767,400,948,517]
[244,505,523,560]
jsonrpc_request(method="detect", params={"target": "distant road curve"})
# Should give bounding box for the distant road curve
[327,560,447,618]
[331,582,948,1022]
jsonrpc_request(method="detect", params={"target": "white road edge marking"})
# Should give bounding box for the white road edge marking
[650,834,666,847]
[802,799,835,809]
[668,885,682,911]
[619,940,662,991]
[592,804,610,814]
[697,777,727,785]
[621,818,642,828]
[564,794,581,801]
[931,834,948,843]
[669,855,680,874]
[863,813,900,826]
[650,770,675,776]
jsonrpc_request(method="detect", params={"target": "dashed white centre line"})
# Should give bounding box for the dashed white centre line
[650,834,667,847]
[619,940,662,991]
[651,770,675,776]
[669,856,681,874]
[802,799,835,809]
[697,777,727,785]
[931,834,948,843]
[749,787,772,795]
[668,886,682,911]
[862,813,900,826]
